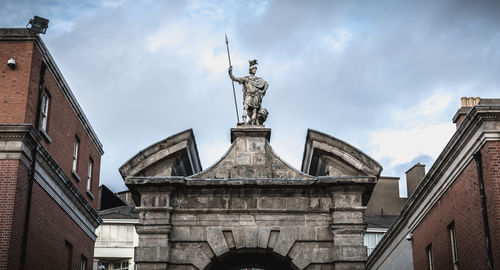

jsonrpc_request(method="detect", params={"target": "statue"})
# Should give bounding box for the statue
[228,59,269,125]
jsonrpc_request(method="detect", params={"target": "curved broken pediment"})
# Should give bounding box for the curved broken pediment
[301,129,382,177]
[119,129,202,180]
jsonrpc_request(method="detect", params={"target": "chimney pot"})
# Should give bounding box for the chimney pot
[461,97,467,107]
[468,97,475,107]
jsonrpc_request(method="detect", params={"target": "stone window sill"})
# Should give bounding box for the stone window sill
[71,170,81,182]
[86,190,95,200]
[39,129,52,143]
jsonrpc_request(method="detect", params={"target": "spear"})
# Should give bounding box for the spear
[225,33,240,124]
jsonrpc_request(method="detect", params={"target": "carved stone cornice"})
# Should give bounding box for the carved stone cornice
[0,124,41,165]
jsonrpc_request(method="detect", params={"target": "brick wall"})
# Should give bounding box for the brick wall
[6,161,29,270]
[0,160,22,269]
[1,30,101,269]
[481,141,500,269]
[24,182,94,270]
[36,51,101,208]
[0,42,34,123]
[1,37,101,209]
[411,143,499,269]
[24,43,43,126]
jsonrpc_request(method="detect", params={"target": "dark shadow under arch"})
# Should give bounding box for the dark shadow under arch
[204,248,299,270]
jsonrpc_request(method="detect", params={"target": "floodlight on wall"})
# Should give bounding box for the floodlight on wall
[26,16,49,34]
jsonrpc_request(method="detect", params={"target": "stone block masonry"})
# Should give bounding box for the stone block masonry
[123,126,381,269]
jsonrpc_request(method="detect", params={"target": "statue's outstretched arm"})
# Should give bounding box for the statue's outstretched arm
[228,66,244,84]
[262,82,269,95]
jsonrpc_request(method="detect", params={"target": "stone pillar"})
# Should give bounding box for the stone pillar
[330,188,367,270]
[135,191,172,270]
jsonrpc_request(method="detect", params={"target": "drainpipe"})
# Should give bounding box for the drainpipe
[19,62,46,270]
[473,151,494,270]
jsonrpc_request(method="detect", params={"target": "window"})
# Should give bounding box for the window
[95,224,134,247]
[427,244,434,270]
[87,158,93,191]
[65,240,73,270]
[449,222,459,269]
[72,137,80,173]
[40,91,50,132]
[364,231,385,256]
[113,261,129,270]
[80,255,87,270]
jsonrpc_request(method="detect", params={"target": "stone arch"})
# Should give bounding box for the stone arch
[204,248,299,270]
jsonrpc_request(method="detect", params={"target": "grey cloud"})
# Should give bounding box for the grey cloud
[2,0,500,191]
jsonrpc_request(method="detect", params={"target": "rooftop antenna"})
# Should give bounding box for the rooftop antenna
[26,16,49,35]
[225,33,240,124]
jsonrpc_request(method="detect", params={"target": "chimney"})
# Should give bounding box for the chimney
[452,96,480,129]
[405,163,425,197]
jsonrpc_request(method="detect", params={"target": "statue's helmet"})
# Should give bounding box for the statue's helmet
[249,59,258,70]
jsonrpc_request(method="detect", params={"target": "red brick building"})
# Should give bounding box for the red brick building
[366,97,500,270]
[0,28,103,269]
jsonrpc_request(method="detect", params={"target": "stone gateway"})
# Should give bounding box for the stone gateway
[120,126,382,270]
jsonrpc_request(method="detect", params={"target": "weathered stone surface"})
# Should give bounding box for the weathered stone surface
[332,246,367,261]
[289,242,334,269]
[189,127,314,180]
[332,191,363,208]
[257,227,271,248]
[169,242,212,269]
[273,227,297,257]
[119,129,201,180]
[302,129,382,177]
[333,262,366,270]
[135,263,168,270]
[206,227,230,256]
[305,264,334,270]
[124,127,379,269]
[135,247,169,262]
[332,211,364,224]
[168,265,197,270]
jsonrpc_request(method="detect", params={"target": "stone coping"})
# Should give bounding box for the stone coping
[125,175,376,186]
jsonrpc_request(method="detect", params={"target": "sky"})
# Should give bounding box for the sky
[2,0,500,196]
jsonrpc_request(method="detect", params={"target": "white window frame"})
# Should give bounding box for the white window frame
[87,158,93,191]
[449,223,459,269]
[80,255,87,270]
[72,137,80,174]
[427,244,434,270]
[40,91,50,132]
[364,229,386,256]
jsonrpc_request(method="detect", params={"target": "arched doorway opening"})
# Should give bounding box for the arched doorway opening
[204,248,299,270]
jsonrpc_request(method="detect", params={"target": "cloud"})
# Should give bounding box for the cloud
[367,92,456,174]
[322,29,352,52]
[2,0,500,192]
